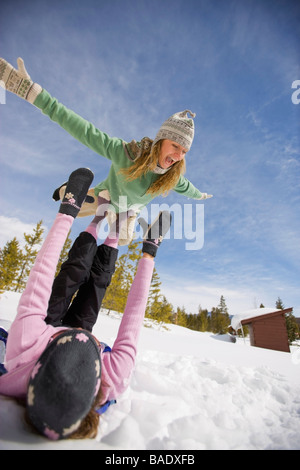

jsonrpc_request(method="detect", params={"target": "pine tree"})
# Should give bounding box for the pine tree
[198,307,210,332]
[121,239,141,301]
[160,296,174,324]
[285,310,298,344]
[209,296,230,334]
[0,222,72,296]
[173,306,188,327]
[102,253,128,314]
[276,297,284,309]
[0,238,23,293]
[218,295,229,315]
[210,304,230,334]
[146,267,161,316]
[13,220,44,292]
[102,239,141,314]
[275,297,297,344]
[148,295,173,324]
[147,294,163,322]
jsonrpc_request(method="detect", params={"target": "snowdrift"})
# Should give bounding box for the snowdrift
[0,291,299,450]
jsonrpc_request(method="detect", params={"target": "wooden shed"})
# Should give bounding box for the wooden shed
[231,308,291,353]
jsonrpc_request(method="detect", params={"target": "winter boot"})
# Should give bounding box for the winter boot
[59,168,94,218]
[53,182,95,204]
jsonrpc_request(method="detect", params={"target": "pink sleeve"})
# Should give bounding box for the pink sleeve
[101,257,154,399]
[5,214,74,367]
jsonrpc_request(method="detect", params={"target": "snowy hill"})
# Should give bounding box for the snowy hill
[0,291,299,450]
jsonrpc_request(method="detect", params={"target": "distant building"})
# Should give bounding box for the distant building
[231,308,291,353]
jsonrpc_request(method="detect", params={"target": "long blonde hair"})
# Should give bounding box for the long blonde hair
[121,140,186,196]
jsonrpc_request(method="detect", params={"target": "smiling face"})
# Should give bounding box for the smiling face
[158,139,188,169]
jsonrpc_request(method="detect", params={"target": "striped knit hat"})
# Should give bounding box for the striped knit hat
[153,110,196,151]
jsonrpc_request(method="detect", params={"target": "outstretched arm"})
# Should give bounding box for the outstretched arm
[173,175,213,200]
[34,89,124,160]
[0,57,42,103]
[0,57,124,160]
[100,212,171,401]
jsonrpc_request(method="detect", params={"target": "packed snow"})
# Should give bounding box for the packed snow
[0,291,300,450]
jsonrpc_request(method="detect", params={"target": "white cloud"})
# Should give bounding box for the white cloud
[0,216,47,249]
[160,276,270,317]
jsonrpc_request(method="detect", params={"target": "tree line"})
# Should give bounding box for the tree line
[0,221,299,343]
[0,221,72,294]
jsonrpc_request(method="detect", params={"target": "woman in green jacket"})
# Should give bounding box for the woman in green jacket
[0,57,212,243]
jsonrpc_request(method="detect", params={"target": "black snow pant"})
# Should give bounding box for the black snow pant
[45,232,118,332]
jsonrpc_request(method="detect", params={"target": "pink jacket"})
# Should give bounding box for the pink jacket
[0,213,154,406]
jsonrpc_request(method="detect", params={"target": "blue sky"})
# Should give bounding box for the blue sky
[1,0,299,317]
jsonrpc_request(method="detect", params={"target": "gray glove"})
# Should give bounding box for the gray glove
[199,193,213,200]
[0,57,42,103]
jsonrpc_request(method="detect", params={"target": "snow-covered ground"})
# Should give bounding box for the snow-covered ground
[0,291,299,450]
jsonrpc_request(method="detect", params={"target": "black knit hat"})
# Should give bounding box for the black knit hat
[26,329,101,440]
